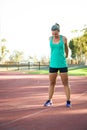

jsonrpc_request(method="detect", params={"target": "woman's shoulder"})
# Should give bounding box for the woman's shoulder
[60,35,67,39]
[49,36,53,41]
[60,35,67,43]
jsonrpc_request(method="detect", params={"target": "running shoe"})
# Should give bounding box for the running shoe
[66,101,71,107]
[44,100,53,106]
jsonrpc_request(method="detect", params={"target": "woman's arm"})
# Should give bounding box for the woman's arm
[63,36,68,58]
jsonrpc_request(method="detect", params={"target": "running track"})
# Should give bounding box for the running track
[0,72,87,130]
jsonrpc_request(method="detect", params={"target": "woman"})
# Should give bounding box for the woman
[44,23,71,107]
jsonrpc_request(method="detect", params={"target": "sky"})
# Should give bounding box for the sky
[0,0,87,59]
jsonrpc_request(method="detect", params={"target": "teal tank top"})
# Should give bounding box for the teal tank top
[50,35,68,68]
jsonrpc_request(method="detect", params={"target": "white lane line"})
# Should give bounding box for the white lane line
[0,103,65,127]
[0,108,48,127]
[72,90,87,99]
[0,90,87,127]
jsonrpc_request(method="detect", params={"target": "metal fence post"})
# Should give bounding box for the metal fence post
[38,62,40,70]
[18,62,19,70]
[7,62,8,70]
[28,62,30,70]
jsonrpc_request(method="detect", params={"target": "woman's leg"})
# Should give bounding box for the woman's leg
[60,72,70,101]
[48,73,57,100]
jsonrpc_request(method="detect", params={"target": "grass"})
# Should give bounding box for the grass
[1,65,87,76]
[22,70,49,75]
[68,67,87,76]
[24,67,87,76]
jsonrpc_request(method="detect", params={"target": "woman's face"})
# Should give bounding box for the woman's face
[52,30,59,37]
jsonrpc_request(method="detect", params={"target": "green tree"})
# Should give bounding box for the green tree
[69,40,76,59]
[80,27,87,64]
[69,26,87,64]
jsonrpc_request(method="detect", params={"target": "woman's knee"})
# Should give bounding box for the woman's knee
[49,73,57,86]
[62,80,68,86]
[63,82,70,88]
[50,80,56,86]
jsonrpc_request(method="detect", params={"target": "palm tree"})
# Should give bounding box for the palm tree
[9,50,24,62]
[0,38,9,62]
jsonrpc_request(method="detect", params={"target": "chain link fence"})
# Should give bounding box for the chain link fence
[0,62,49,71]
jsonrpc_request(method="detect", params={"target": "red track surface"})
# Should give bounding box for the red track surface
[0,72,87,130]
